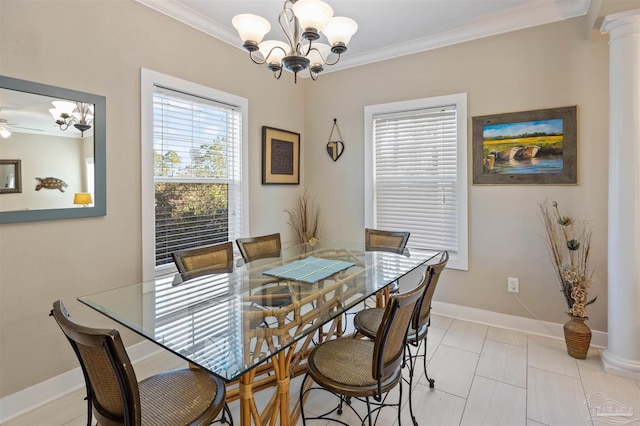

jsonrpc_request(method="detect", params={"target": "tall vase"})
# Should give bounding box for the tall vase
[563,315,592,359]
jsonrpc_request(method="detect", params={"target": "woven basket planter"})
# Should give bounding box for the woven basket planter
[563,315,591,359]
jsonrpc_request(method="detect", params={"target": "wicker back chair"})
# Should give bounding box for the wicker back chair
[365,228,410,307]
[365,228,410,254]
[236,232,281,263]
[300,274,427,426]
[50,300,226,426]
[172,241,234,280]
[235,232,299,308]
[353,251,448,425]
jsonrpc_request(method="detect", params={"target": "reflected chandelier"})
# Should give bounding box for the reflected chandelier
[49,101,94,136]
[232,0,357,83]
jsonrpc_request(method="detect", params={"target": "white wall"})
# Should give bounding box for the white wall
[303,16,609,336]
[0,0,304,397]
[0,0,612,403]
[0,132,84,211]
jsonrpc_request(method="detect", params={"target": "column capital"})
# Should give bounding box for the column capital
[600,8,640,35]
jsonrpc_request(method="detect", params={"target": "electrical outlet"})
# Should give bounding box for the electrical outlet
[508,277,519,293]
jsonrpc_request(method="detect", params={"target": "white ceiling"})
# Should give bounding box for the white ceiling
[136,0,592,72]
[1,0,594,137]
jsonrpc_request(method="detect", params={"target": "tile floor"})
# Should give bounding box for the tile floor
[4,315,640,426]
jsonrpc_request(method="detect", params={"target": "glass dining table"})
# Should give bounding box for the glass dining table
[78,240,438,426]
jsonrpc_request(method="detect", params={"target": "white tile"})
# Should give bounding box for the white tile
[426,325,447,360]
[527,335,580,378]
[476,339,527,388]
[527,367,591,425]
[460,376,526,426]
[430,313,453,330]
[578,352,640,426]
[440,319,488,353]
[486,326,528,347]
[2,388,87,426]
[400,384,466,426]
[424,344,479,398]
[16,318,639,426]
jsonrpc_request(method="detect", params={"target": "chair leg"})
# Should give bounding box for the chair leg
[220,402,233,424]
[407,344,418,426]
[423,337,435,388]
[299,374,309,425]
[85,395,92,426]
[365,397,373,426]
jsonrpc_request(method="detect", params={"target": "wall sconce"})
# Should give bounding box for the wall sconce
[73,193,93,207]
[49,101,94,136]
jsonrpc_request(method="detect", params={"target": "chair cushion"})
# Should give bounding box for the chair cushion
[353,308,385,339]
[139,369,222,425]
[307,338,401,398]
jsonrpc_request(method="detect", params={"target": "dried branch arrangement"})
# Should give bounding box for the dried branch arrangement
[285,190,320,245]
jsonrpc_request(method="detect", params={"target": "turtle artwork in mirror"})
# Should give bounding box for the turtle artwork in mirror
[0,76,106,223]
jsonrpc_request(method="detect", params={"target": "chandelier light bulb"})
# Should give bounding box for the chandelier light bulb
[51,100,77,116]
[292,0,333,39]
[306,43,331,67]
[232,14,271,51]
[0,127,11,138]
[258,40,289,64]
[323,17,358,53]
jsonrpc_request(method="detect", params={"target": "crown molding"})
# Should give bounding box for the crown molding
[135,0,240,47]
[330,0,592,73]
[135,0,591,77]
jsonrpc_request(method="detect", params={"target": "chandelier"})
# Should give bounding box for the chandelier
[232,0,357,83]
[49,101,94,136]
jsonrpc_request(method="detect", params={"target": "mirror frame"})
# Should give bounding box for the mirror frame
[0,76,106,223]
[0,159,22,194]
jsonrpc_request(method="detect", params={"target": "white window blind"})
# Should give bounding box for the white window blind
[153,86,243,266]
[365,94,468,270]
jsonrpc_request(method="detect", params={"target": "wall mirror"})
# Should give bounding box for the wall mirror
[0,76,106,223]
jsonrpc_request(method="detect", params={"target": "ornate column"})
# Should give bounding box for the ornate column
[600,9,640,380]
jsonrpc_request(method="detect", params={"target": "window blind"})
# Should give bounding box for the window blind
[153,86,243,266]
[372,105,459,255]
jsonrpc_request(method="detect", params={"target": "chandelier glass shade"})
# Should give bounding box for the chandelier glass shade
[49,100,94,136]
[0,121,11,138]
[232,0,357,82]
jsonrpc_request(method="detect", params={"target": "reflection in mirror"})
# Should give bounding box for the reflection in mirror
[0,76,105,223]
[0,160,21,193]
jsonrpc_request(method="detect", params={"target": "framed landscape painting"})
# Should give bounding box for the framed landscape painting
[472,106,577,184]
[262,126,300,185]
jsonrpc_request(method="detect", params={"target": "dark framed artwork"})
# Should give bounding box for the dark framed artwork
[472,106,577,184]
[262,126,300,185]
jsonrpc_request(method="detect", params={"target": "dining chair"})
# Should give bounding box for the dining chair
[172,241,234,280]
[365,228,411,307]
[50,300,227,426]
[236,233,295,307]
[353,251,449,426]
[236,232,282,263]
[299,271,427,426]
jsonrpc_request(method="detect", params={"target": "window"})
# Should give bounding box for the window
[142,69,248,279]
[364,93,468,270]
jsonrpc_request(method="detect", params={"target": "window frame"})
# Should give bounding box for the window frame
[141,69,249,280]
[364,93,468,270]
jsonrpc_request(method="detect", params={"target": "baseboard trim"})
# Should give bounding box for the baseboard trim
[432,301,608,348]
[0,340,162,424]
[1,303,609,424]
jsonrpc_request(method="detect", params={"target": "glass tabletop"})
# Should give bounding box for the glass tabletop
[78,240,437,382]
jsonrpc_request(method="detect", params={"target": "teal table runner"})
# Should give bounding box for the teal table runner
[263,256,355,284]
